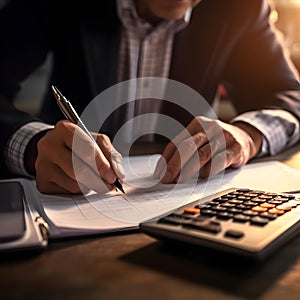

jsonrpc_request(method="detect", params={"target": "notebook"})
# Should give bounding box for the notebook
[1,155,300,252]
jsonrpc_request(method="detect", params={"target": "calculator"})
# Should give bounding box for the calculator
[140,188,300,260]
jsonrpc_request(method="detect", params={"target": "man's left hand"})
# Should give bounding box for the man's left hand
[154,116,263,183]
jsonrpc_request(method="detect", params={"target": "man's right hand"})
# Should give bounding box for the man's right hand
[34,120,125,194]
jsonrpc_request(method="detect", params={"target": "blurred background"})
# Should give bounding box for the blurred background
[218,0,300,120]
[270,0,300,71]
[1,0,300,120]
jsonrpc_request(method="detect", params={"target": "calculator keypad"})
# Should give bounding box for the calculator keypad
[158,189,299,234]
[141,188,300,259]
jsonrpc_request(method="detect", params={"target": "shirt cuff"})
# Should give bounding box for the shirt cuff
[231,109,300,156]
[5,122,54,177]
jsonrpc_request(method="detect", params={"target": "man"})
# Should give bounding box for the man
[0,0,299,194]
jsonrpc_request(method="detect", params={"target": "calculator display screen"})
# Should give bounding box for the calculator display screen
[0,182,26,243]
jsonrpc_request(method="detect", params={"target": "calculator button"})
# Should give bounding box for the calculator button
[210,206,227,212]
[243,193,260,198]
[268,200,283,205]
[259,195,273,200]
[220,203,236,208]
[182,220,221,234]
[200,209,217,217]
[227,208,243,214]
[224,230,244,239]
[235,204,251,210]
[250,216,269,226]
[273,196,289,202]
[268,208,285,215]
[228,199,244,205]
[259,212,277,220]
[194,203,211,209]
[243,210,259,217]
[222,194,236,199]
[233,214,251,222]
[213,197,229,203]
[260,202,276,209]
[276,204,292,212]
[251,198,266,204]
[237,188,251,192]
[159,215,183,225]
[216,211,234,220]
[184,207,200,215]
[194,216,210,222]
[251,206,268,213]
[264,192,278,197]
[228,191,244,196]
[237,196,251,201]
[251,190,265,194]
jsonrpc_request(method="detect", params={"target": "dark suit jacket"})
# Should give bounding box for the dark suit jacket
[1,0,300,177]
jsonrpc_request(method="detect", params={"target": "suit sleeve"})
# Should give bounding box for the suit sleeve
[223,0,300,121]
[0,0,51,176]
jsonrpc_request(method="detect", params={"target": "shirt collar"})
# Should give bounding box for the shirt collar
[117,0,193,28]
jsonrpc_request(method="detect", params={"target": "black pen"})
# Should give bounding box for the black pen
[51,85,125,194]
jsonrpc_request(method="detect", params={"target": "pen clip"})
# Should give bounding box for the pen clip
[51,86,76,123]
[51,85,96,142]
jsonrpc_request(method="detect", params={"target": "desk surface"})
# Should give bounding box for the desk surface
[1,144,300,300]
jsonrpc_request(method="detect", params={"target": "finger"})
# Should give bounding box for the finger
[71,153,114,194]
[153,142,175,179]
[177,133,228,182]
[153,118,205,179]
[94,134,125,180]
[110,150,126,180]
[161,132,209,183]
[154,117,223,181]
[197,126,248,177]
[154,132,200,180]
[185,117,223,138]
[153,120,202,179]
[199,147,238,178]
[71,126,117,184]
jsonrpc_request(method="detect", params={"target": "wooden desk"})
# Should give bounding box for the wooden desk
[1,144,300,300]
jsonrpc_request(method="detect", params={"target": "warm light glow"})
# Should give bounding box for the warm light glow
[273,0,300,7]
[270,9,279,23]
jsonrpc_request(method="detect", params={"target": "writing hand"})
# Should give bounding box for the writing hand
[35,120,125,194]
[154,116,262,183]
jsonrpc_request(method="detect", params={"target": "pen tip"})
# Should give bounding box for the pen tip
[115,180,125,194]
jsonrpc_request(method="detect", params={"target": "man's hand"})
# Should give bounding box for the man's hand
[154,116,263,183]
[34,120,125,194]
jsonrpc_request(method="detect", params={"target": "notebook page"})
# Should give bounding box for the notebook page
[38,154,219,234]
[38,156,300,235]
